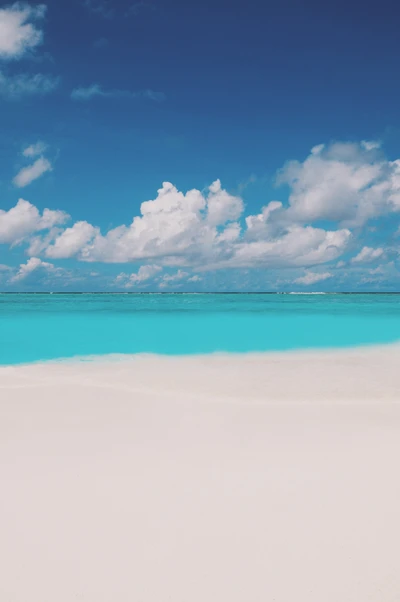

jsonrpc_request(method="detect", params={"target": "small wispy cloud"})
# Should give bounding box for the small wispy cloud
[14,141,53,188]
[22,140,48,158]
[361,140,381,151]
[126,1,155,16]
[92,37,109,50]
[13,156,52,188]
[159,270,189,288]
[350,246,384,264]
[83,0,154,18]
[294,271,332,286]
[71,84,165,102]
[0,71,60,100]
[83,0,114,18]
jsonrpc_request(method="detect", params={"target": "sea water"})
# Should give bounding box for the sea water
[1,293,400,365]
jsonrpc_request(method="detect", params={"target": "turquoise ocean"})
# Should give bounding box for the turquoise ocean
[1,293,400,366]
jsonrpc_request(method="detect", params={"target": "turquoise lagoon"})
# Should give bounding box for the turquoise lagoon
[1,293,400,365]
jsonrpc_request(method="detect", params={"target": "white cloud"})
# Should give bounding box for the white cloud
[44,221,98,258]
[130,264,162,282]
[0,264,11,271]
[0,71,60,99]
[13,141,53,189]
[294,271,333,286]
[207,179,243,226]
[277,141,400,226]
[40,179,351,271]
[71,84,165,102]
[350,246,384,264]
[13,156,52,187]
[362,262,397,285]
[310,144,325,155]
[159,269,189,287]
[4,140,400,282]
[116,264,162,288]
[0,2,46,60]
[10,256,55,282]
[0,5,59,102]
[22,140,47,157]
[70,84,111,100]
[158,270,203,287]
[369,265,387,275]
[74,181,246,265]
[0,199,68,245]
[361,140,381,151]
[204,226,350,270]
[26,227,61,256]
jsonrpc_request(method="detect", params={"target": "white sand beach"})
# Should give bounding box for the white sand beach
[1,347,400,601]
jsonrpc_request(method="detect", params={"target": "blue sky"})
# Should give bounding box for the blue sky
[1,0,400,291]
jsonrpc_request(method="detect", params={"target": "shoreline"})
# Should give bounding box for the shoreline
[2,343,400,402]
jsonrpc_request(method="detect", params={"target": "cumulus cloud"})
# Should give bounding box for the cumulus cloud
[277,141,400,226]
[4,140,400,284]
[350,246,384,264]
[0,5,59,101]
[71,84,165,102]
[26,227,61,256]
[10,256,55,282]
[38,178,351,271]
[116,264,162,288]
[74,180,247,265]
[129,264,161,282]
[203,225,350,270]
[0,71,60,100]
[13,156,52,187]
[0,2,46,60]
[44,221,98,258]
[0,199,68,245]
[207,179,244,225]
[294,271,333,286]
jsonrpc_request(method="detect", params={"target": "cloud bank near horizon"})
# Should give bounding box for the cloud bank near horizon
[1,140,400,288]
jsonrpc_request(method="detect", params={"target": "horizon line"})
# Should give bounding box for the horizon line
[0,291,400,295]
